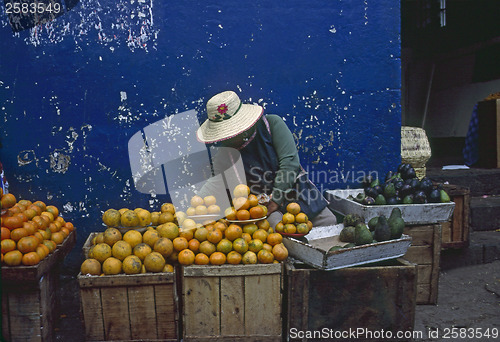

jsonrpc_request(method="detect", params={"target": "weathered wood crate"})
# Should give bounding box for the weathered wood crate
[285,258,417,341]
[78,270,178,341]
[1,230,76,342]
[440,184,470,249]
[403,224,442,304]
[180,263,283,341]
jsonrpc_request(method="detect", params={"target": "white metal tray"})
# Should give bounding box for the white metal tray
[325,189,455,225]
[282,224,412,271]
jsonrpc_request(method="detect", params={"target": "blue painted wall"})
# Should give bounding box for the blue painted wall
[0,0,401,265]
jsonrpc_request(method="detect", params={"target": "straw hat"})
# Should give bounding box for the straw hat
[196,91,263,144]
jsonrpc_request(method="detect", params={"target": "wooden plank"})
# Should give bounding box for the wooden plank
[183,276,220,337]
[429,225,442,304]
[416,265,432,284]
[183,263,281,277]
[128,285,158,340]
[184,337,282,342]
[155,283,177,340]
[404,245,433,265]
[7,288,42,341]
[441,221,452,244]
[78,272,173,287]
[244,274,282,336]
[2,290,11,341]
[286,268,310,334]
[80,287,105,340]
[403,225,434,246]
[452,196,464,242]
[416,284,431,304]
[101,286,131,340]
[220,275,245,336]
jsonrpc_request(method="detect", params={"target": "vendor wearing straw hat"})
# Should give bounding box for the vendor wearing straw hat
[197,90,337,228]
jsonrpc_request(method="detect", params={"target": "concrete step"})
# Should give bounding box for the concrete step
[441,231,500,270]
[471,195,500,231]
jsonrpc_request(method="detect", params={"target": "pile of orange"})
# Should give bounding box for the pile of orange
[274,202,313,235]
[102,202,178,228]
[185,195,221,217]
[1,192,75,267]
[82,226,176,276]
[224,184,268,221]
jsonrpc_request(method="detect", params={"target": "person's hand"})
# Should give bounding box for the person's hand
[266,200,279,215]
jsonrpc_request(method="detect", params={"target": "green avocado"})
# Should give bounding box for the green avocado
[343,214,363,227]
[375,194,387,205]
[339,226,355,243]
[383,182,396,198]
[374,215,391,242]
[440,189,451,203]
[388,217,405,239]
[343,243,356,248]
[368,216,379,231]
[328,246,343,252]
[355,223,373,246]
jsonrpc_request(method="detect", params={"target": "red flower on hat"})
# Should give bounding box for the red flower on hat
[217,103,228,115]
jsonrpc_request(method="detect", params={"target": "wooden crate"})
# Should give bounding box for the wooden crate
[78,270,178,341]
[403,224,441,304]
[181,263,283,341]
[477,98,500,168]
[440,184,470,249]
[1,231,76,342]
[285,258,417,341]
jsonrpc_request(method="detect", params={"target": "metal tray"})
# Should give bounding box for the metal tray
[282,224,412,271]
[325,189,455,225]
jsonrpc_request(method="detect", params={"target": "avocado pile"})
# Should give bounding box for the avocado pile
[333,209,405,251]
[352,163,451,206]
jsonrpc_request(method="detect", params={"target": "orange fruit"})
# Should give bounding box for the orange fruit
[266,233,283,246]
[248,239,264,253]
[123,230,142,249]
[112,240,133,261]
[187,238,200,253]
[17,236,39,254]
[103,227,122,247]
[3,250,22,266]
[40,211,54,222]
[282,212,295,224]
[151,212,161,226]
[274,222,285,233]
[161,202,176,214]
[295,213,308,224]
[181,219,197,231]
[17,199,32,207]
[257,249,274,264]
[163,264,174,272]
[1,239,16,254]
[186,207,196,216]
[252,229,269,243]
[23,208,38,220]
[144,251,166,272]
[195,205,208,215]
[179,228,194,241]
[157,222,179,240]
[173,237,189,252]
[1,227,11,240]
[102,257,122,275]
[248,194,259,207]
[64,222,74,232]
[43,239,57,254]
[190,195,204,208]
[241,232,252,243]
[36,244,50,260]
[256,219,270,230]
[177,249,195,266]
[284,224,297,234]
[249,206,264,219]
[207,204,221,214]
[242,251,257,264]
[224,207,237,220]
[242,223,258,236]
[233,184,250,198]
[136,209,152,227]
[22,221,37,235]
[207,228,223,244]
[227,250,242,264]
[213,221,227,232]
[10,228,28,242]
[122,255,142,275]
[29,204,43,216]
[154,237,174,258]
[120,209,140,227]
[194,227,208,242]
[195,253,210,265]
[159,211,175,224]
[224,224,243,241]
[48,222,60,234]
[132,242,152,261]
[307,220,313,231]
[2,216,23,230]
[81,258,102,275]
[236,210,250,221]
[286,202,301,215]
[216,239,233,254]
[203,196,217,206]
[14,212,29,223]
[168,250,178,263]
[272,243,289,261]
[143,229,160,248]
[21,251,40,266]
[1,193,16,208]
[92,243,112,263]
[263,243,273,252]
[233,197,250,211]
[45,205,59,218]
[296,223,309,234]
[232,238,249,254]
[209,251,226,265]
[198,240,216,256]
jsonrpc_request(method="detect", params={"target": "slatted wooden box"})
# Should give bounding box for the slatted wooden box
[180,263,283,341]
[78,270,178,341]
[440,184,470,249]
[285,258,417,340]
[1,231,76,342]
[403,224,442,304]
